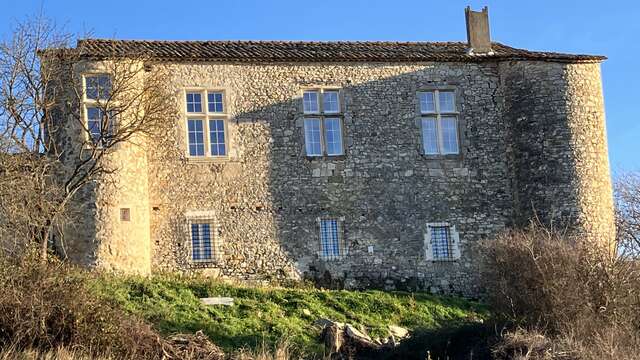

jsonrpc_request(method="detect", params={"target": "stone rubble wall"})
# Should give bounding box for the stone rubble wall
[54,60,152,274]
[500,61,615,247]
[147,61,512,296]
[56,58,615,297]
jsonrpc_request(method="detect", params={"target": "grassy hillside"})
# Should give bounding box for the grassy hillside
[93,275,488,356]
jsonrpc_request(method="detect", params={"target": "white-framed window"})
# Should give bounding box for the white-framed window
[185,90,228,158]
[302,89,344,157]
[83,74,116,146]
[418,90,459,155]
[318,218,344,260]
[424,222,461,261]
[185,211,220,262]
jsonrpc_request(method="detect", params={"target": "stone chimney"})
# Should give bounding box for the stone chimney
[465,6,493,55]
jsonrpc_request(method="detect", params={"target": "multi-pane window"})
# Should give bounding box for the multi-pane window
[425,222,461,261]
[85,75,111,100]
[185,90,227,158]
[83,74,115,146]
[319,218,342,259]
[302,90,344,156]
[418,90,459,155]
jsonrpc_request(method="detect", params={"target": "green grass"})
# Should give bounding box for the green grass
[92,274,488,356]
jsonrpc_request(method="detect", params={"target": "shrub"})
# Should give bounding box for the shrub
[481,224,640,359]
[0,249,223,359]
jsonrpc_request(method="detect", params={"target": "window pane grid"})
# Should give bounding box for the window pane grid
[430,226,452,260]
[304,118,322,156]
[303,91,319,113]
[188,119,205,156]
[85,75,111,100]
[421,117,439,155]
[320,219,341,258]
[323,91,340,113]
[208,92,224,113]
[324,118,343,155]
[209,119,226,156]
[419,92,435,113]
[87,107,115,145]
[186,93,202,113]
[440,117,459,154]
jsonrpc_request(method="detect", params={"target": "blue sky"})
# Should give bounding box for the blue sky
[2,0,638,171]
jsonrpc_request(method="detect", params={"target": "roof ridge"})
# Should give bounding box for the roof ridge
[72,38,606,63]
[79,38,474,45]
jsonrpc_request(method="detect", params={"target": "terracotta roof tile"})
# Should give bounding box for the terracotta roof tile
[73,39,606,63]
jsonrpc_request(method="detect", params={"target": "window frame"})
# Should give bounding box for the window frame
[185,210,221,263]
[424,222,461,262]
[418,89,460,156]
[82,73,117,147]
[184,89,229,160]
[317,217,346,260]
[302,89,345,157]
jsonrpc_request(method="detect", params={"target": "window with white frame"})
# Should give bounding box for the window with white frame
[424,222,461,261]
[303,89,344,157]
[418,90,459,155]
[185,90,227,158]
[319,218,344,259]
[186,212,219,262]
[83,74,116,146]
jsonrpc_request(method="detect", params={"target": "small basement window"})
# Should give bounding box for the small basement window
[186,211,220,262]
[424,222,461,261]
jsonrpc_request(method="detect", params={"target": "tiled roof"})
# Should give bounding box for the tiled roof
[74,39,606,63]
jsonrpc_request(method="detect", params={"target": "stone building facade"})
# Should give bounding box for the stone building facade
[49,10,614,296]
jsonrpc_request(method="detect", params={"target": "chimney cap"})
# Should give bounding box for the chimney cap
[465,6,493,55]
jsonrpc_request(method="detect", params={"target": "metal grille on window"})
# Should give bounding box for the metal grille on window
[186,215,219,262]
[320,219,342,259]
[430,225,452,260]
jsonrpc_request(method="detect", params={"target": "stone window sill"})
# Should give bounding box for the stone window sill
[186,156,231,164]
[305,155,347,162]
[419,153,463,161]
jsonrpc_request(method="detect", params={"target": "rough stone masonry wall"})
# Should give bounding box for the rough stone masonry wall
[55,60,152,274]
[500,61,615,248]
[147,61,514,296]
[54,57,616,296]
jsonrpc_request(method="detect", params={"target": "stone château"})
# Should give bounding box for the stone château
[48,8,614,296]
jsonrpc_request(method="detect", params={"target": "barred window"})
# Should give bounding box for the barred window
[425,222,461,261]
[430,226,452,260]
[190,222,213,261]
[185,90,227,158]
[302,89,344,157]
[186,212,220,262]
[319,218,343,260]
[418,90,459,155]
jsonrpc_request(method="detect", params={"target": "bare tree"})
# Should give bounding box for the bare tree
[615,171,640,256]
[0,15,174,261]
